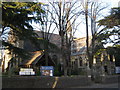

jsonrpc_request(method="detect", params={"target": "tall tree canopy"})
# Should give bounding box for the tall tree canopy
[98,7,120,28]
[1,2,44,59]
[1,2,60,60]
[98,7,120,45]
[2,2,44,39]
[98,7,120,66]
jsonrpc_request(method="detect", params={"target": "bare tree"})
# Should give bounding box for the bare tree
[82,0,91,69]
[81,0,108,81]
[34,4,60,66]
[48,0,82,76]
[81,0,108,68]
[89,1,108,68]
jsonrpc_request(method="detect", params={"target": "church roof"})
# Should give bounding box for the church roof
[20,50,55,66]
[20,50,44,66]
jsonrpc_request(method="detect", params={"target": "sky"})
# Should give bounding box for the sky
[26,0,120,48]
[109,0,120,7]
[32,0,120,38]
[75,0,120,38]
[1,0,120,40]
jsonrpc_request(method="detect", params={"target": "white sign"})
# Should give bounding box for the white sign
[19,68,35,75]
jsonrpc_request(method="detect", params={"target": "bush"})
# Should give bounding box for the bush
[71,69,86,75]
[35,67,41,76]
[54,64,63,76]
[2,72,9,77]
[71,70,78,75]
[13,67,20,75]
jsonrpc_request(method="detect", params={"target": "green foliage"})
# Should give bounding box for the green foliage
[98,7,120,28]
[71,69,78,75]
[2,72,9,77]
[12,66,20,75]
[34,67,41,76]
[54,68,61,76]
[1,2,60,70]
[71,69,86,75]
[2,2,44,39]
[54,64,63,76]
[94,48,106,57]
[1,2,45,61]
[4,66,20,76]
[98,7,120,45]
[106,45,120,66]
[2,40,31,59]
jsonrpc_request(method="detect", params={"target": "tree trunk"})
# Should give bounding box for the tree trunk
[45,40,49,66]
[60,31,68,76]
[85,2,91,68]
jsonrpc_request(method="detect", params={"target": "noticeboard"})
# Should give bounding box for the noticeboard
[115,67,120,74]
[40,66,54,76]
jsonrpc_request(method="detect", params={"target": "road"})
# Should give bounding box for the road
[71,82,119,88]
